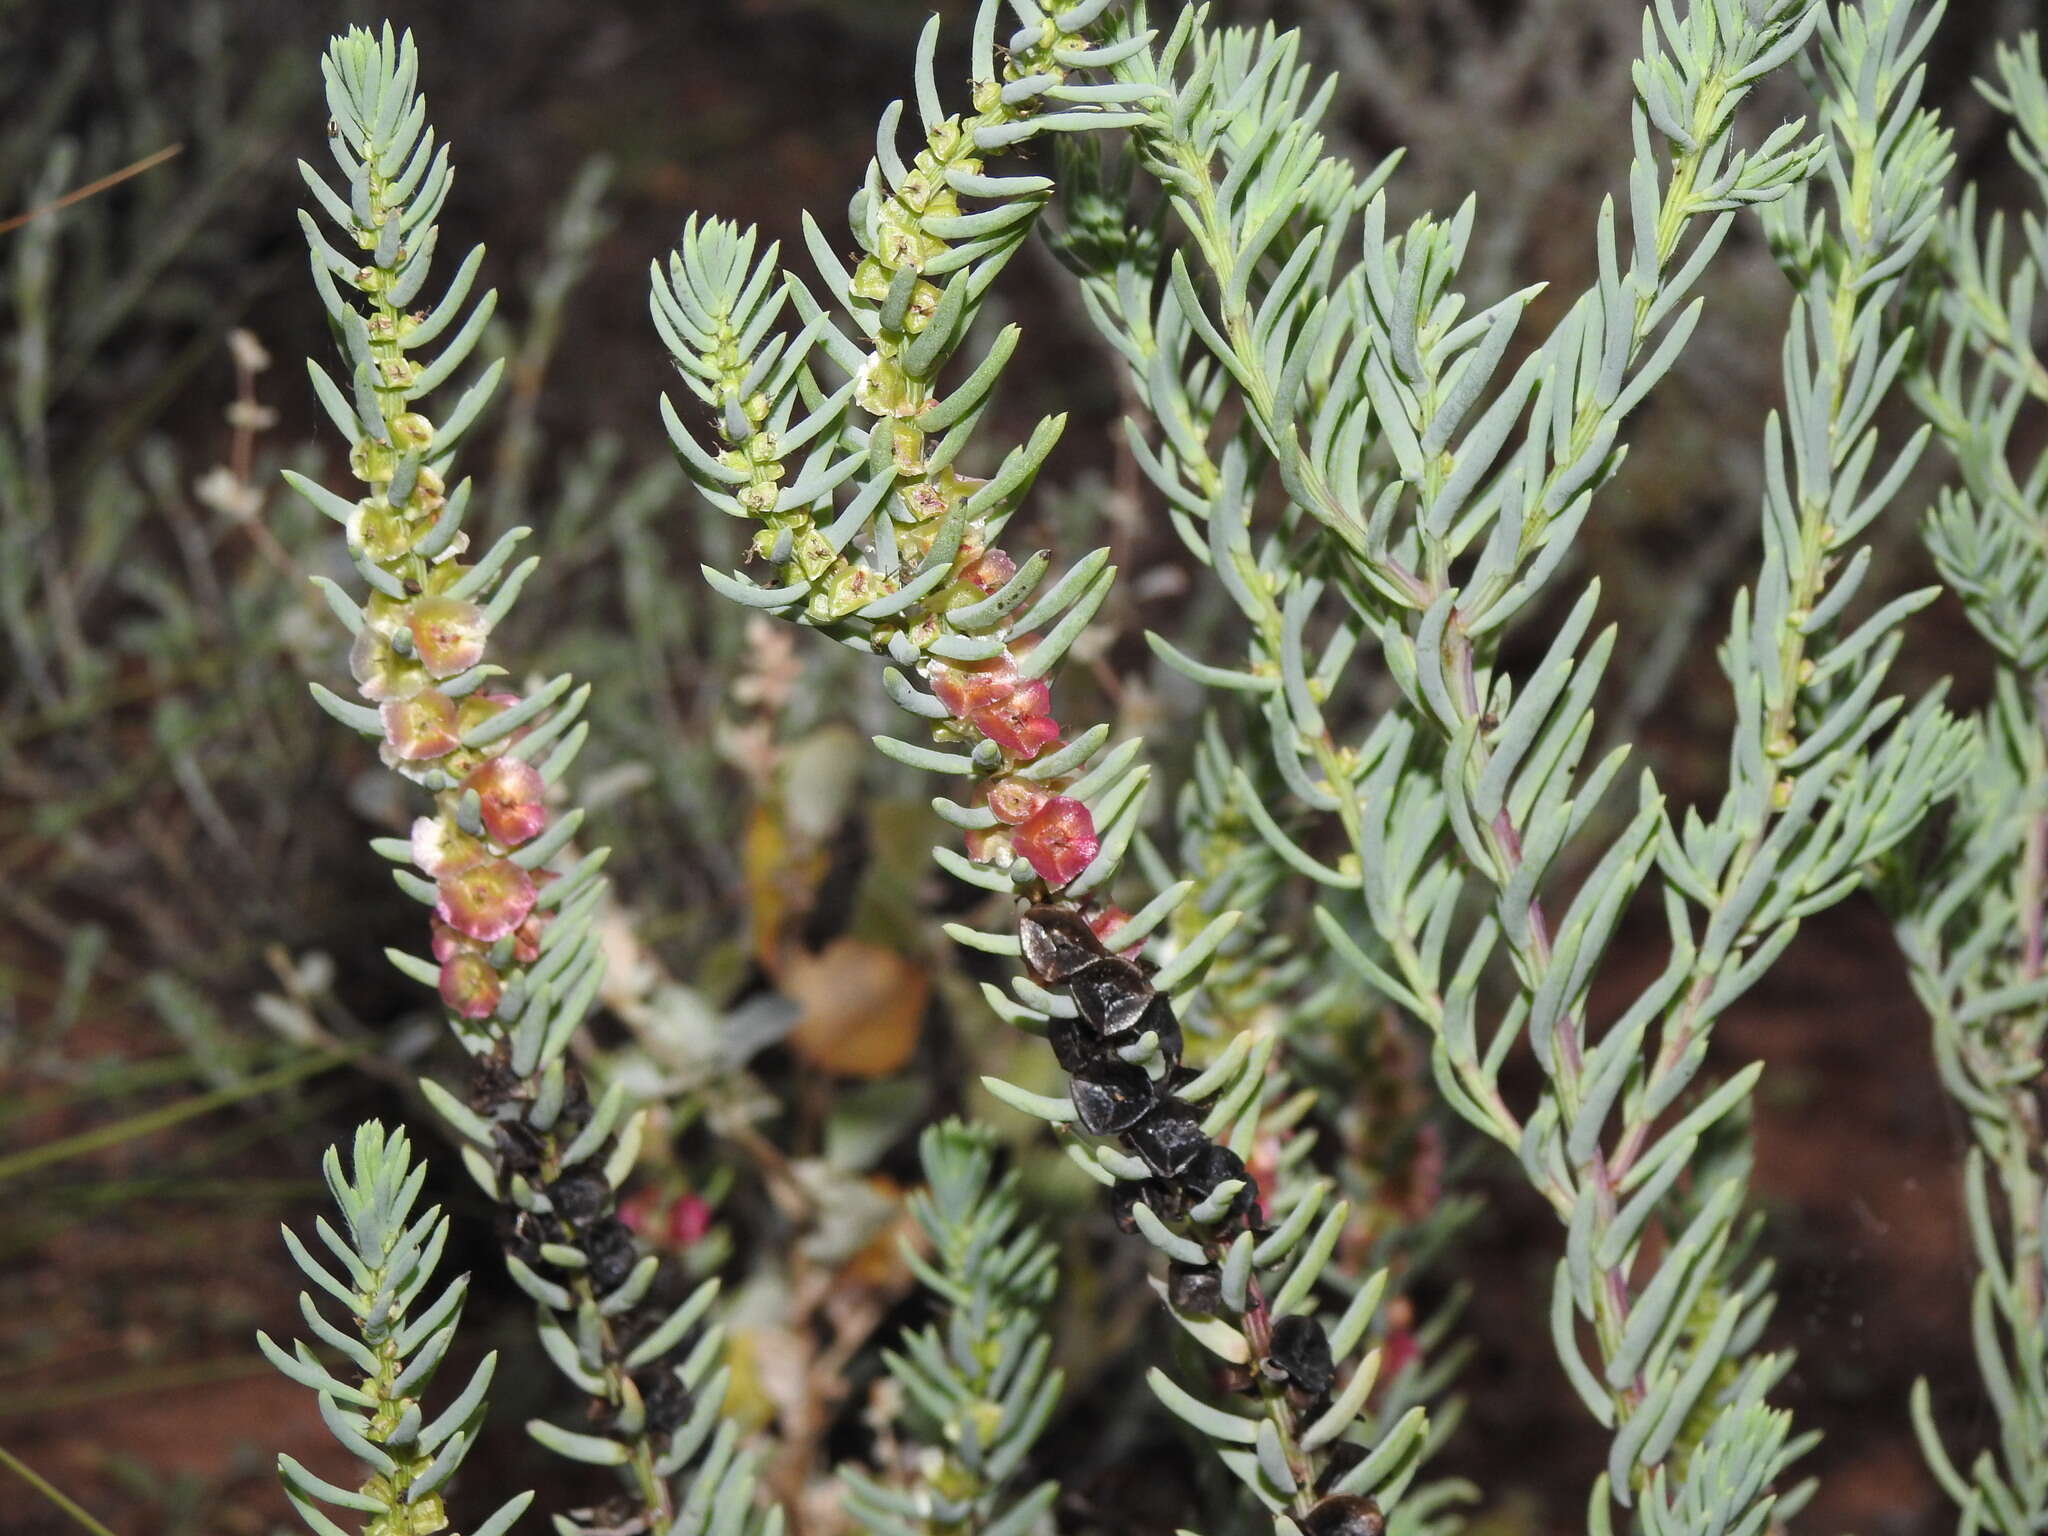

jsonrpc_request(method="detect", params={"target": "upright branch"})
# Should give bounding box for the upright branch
[1051,90,1479,1490]
[659,0,1438,1520]
[1065,0,1970,1525]
[286,28,774,1536]
[841,1121,1064,1536]
[1895,27,2048,1533]
[260,1122,533,1536]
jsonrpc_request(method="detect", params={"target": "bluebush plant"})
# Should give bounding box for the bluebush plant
[840,1120,1062,1536]
[656,1,1442,1517]
[250,1,2048,1533]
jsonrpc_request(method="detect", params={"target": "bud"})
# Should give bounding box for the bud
[964,822,1015,866]
[407,464,447,516]
[430,917,476,963]
[390,411,435,451]
[962,548,1016,593]
[900,280,943,335]
[890,419,927,476]
[438,949,502,1019]
[666,1193,712,1247]
[511,906,550,964]
[985,775,1050,825]
[1381,1320,1420,1381]
[619,1187,714,1250]
[1299,1498,1384,1536]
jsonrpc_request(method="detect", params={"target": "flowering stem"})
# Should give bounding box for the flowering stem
[291,30,771,1535]
[667,1,1427,1514]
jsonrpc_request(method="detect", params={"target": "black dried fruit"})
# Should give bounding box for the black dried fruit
[1181,1144,1249,1201]
[579,1496,644,1535]
[1299,1496,1383,1536]
[492,1117,545,1178]
[1314,1443,1366,1496]
[585,1218,639,1292]
[1215,1361,1258,1395]
[635,1367,692,1436]
[1266,1314,1334,1396]
[1069,1059,1160,1135]
[1143,1177,1188,1222]
[1108,1181,1146,1234]
[1109,1178,1182,1233]
[496,1207,546,1268]
[469,1051,520,1111]
[1127,1100,1207,1178]
[556,1071,594,1138]
[549,1167,612,1229]
[1048,1012,1103,1072]
[1019,905,1105,983]
[1068,956,1157,1036]
[1168,1261,1224,1316]
[1126,992,1183,1060]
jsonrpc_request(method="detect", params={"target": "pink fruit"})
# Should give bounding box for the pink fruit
[1013,796,1099,886]
[435,857,538,942]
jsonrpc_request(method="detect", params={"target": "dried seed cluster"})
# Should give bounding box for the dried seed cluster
[1020,908,1340,1388]
[470,1052,702,1443]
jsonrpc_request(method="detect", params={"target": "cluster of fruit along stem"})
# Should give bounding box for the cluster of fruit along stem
[1018,906,1393,1522]
[681,12,1408,1518]
[700,22,1127,892]
[299,46,711,1527]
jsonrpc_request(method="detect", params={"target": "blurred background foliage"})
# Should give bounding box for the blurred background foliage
[0,0,2040,1532]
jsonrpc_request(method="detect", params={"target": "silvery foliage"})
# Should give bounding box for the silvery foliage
[260,1122,533,1536]
[659,0,1440,1521]
[1894,24,2048,1535]
[259,0,2019,1531]
[1055,0,1971,1526]
[287,28,773,1536]
[1134,714,1484,1529]
[841,1121,1063,1536]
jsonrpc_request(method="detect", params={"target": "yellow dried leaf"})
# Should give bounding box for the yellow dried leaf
[779,938,927,1078]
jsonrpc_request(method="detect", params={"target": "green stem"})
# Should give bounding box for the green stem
[0,1046,358,1187]
[0,1442,121,1536]
[1613,230,1879,1190]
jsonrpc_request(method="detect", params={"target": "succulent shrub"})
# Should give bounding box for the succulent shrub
[220,2,2048,1535]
